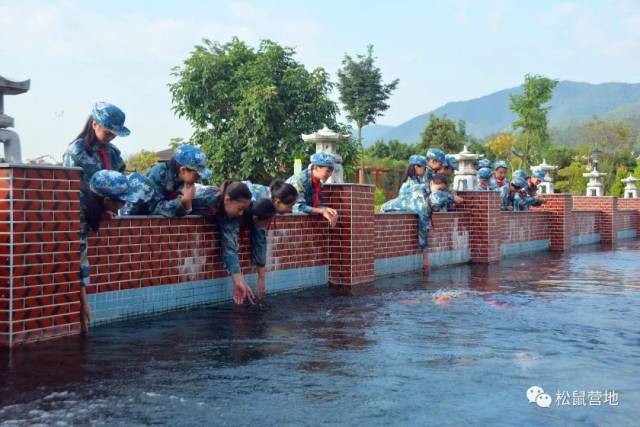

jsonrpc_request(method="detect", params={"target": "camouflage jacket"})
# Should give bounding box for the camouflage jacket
[63,138,126,207]
[144,163,188,217]
[286,168,322,214]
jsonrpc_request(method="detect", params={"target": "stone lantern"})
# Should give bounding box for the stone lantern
[583,169,607,197]
[583,147,607,197]
[622,175,639,198]
[532,159,558,195]
[301,125,350,183]
[0,76,30,163]
[453,145,482,191]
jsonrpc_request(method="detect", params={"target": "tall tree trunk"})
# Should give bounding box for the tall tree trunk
[358,125,365,184]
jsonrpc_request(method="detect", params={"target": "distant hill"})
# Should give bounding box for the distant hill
[362,81,640,146]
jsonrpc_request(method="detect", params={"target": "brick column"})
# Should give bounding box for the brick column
[1,165,83,347]
[533,194,573,252]
[573,196,618,246]
[323,184,375,286]
[456,191,501,263]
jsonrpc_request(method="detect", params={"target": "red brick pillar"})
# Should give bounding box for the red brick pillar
[457,191,501,263]
[573,196,618,246]
[533,194,573,252]
[323,184,375,286]
[0,165,83,347]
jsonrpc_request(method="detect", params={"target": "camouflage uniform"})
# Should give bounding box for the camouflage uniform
[129,145,213,217]
[500,176,528,211]
[190,184,266,275]
[286,152,336,214]
[65,102,131,287]
[79,171,140,287]
[382,176,432,249]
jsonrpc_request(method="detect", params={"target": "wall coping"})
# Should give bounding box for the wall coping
[0,163,82,171]
[324,183,375,189]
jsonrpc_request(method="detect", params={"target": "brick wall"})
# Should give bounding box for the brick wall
[85,214,329,295]
[571,211,601,237]
[573,196,618,245]
[374,213,419,259]
[500,211,551,243]
[617,210,638,234]
[1,166,82,347]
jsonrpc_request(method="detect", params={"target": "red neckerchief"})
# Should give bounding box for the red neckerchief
[97,147,111,170]
[311,175,321,208]
[166,191,180,201]
[496,177,505,187]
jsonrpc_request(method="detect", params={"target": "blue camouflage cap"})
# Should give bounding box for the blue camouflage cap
[510,175,528,189]
[426,148,445,162]
[444,154,459,170]
[429,190,449,208]
[172,145,212,180]
[408,154,427,167]
[531,170,546,180]
[512,169,528,180]
[478,158,493,169]
[90,170,137,202]
[91,102,130,137]
[127,172,154,203]
[494,160,508,170]
[310,151,336,168]
[478,167,493,180]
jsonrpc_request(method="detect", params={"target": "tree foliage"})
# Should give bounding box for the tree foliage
[337,45,399,176]
[419,114,467,153]
[555,161,587,195]
[126,149,160,174]
[509,74,558,169]
[169,38,345,184]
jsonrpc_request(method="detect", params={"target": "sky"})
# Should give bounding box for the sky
[1,0,640,161]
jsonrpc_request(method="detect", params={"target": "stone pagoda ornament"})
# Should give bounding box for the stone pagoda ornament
[301,125,350,183]
[584,147,606,197]
[453,145,482,191]
[532,159,558,195]
[622,175,639,199]
[0,76,30,164]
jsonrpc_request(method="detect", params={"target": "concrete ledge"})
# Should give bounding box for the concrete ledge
[500,239,550,257]
[572,233,601,246]
[90,265,329,325]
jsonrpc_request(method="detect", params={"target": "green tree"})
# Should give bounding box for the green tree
[366,140,390,158]
[555,161,587,195]
[169,38,344,183]
[419,114,467,153]
[126,149,160,173]
[337,45,399,182]
[509,74,558,170]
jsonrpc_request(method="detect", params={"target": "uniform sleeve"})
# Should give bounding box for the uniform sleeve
[500,187,510,211]
[250,224,267,267]
[287,174,314,214]
[219,218,241,274]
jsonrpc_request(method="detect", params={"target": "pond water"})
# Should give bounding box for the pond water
[1,242,639,426]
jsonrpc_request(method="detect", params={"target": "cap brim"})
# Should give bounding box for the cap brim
[106,126,131,137]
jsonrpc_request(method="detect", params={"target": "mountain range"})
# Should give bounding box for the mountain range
[361,81,640,146]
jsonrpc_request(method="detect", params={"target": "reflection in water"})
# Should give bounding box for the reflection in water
[1,241,640,426]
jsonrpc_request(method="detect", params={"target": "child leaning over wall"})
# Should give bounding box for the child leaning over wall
[286,152,338,227]
[191,182,255,305]
[239,179,298,299]
[79,170,149,332]
[123,145,212,217]
[381,156,448,270]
